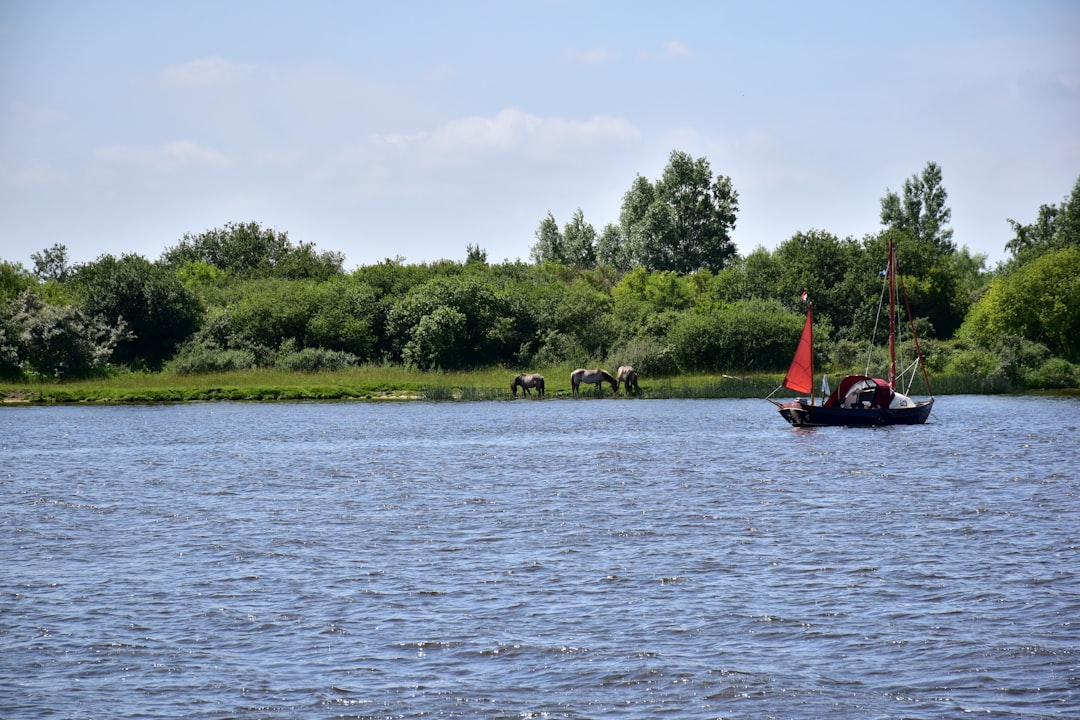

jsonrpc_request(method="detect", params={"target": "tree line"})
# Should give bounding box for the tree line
[2,154,1078,390]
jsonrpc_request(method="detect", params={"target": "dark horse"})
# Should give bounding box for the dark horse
[571,368,617,394]
[617,365,639,394]
[510,373,545,397]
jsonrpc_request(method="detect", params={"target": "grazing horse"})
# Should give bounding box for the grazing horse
[617,365,639,394]
[510,373,545,397]
[571,368,617,394]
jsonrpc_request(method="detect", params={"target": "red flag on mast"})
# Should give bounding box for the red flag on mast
[783,304,814,395]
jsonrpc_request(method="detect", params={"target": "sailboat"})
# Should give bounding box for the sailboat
[768,237,935,427]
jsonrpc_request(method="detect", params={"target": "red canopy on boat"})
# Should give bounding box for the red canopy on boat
[822,375,894,409]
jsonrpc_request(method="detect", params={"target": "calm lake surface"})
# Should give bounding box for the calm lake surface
[2,395,1077,719]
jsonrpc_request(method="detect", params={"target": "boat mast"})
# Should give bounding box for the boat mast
[809,301,815,405]
[888,237,897,391]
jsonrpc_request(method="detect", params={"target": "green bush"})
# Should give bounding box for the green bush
[533,329,589,368]
[944,347,998,376]
[168,345,257,374]
[1024,358,1078,389]
[828,339,865,372]
[668,300,802,372]
[71,254,200,369]
[606,336,677,377]
[277,346,359,372]
[6,290,127,378]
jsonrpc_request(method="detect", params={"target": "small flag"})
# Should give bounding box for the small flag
[800,290,808,302]
[879,267,888,276]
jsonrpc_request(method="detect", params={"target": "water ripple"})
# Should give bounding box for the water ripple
[2,396,1078,718]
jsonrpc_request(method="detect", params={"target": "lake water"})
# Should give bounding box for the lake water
[2,395,1077,719]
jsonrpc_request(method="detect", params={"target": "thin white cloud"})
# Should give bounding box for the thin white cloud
[637,40,693,62]
[160,140,235,168]
[379,108,639,158]
[13,162,68,186]
[159,57,253,87]
[426,63,459,82]
[10,101,66,127]
[561,46,619,65]
[94,140,235,170]
[662,40,692,58]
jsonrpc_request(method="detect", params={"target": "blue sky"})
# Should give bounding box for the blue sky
[2,1,1077,270]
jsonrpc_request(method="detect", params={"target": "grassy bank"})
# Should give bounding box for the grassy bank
[0,365,1035,405]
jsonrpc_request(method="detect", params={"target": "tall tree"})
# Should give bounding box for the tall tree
[529,212,564,265]
[596,223,631,270]
[562,209,598,268]
[880,161,954,253]
[30,243,71,282]
[1005,173,1080,263]
[621,150,739,273]
[773,230,862,331]
[465,244,488,265]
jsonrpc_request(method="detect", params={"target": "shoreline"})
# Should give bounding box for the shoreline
[3,366,1072,406]
[4,384,1073,406]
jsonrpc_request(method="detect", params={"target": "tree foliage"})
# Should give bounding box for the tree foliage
[530,209,599,268]
[880,161,954,252]
[1,261,36,303]
[1005,173,1080,266]
[70,254,201,369]
[596,223,631,270]
[162,221,344,280]
[962,246,1080,361]
[3,290,129,378]
[667,300,802,372]
[562,209,598,268]
[531,150,740,274]
[386,274,520,369]
[2,168,1077,387]
[225,277,378,359]
[31,243,71,282]
[529,212,564,265]
[621,150,740,272]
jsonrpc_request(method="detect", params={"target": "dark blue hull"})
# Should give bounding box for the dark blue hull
[778,398,934,427]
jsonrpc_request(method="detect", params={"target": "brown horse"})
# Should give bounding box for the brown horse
[571,368,617,394]
[617,365,639,394]
[510,373,545,397]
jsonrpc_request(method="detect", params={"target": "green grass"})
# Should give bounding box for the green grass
[0,364,1039,405]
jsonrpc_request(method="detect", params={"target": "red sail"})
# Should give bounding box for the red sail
[783,306,814,395]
